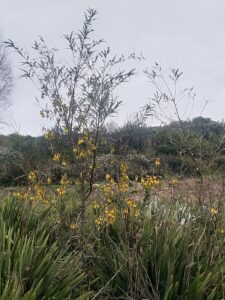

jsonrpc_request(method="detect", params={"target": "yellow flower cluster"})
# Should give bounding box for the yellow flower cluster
[141,175,159,189]
[28,171,37,182]
[60,175,69,186]
[93,201,100,209]
[155,157,161,167]
[93,173,120,228]
[62,160,67,167]
[127,198,137,208]
[69,223,77,230]
[31,185,47,202]
[56,186,66,196]
[103,174,115,203]
[44,130,55,140]
[123,198,140,217]
[95,207,116,229]
[95,216,105,227]
[53,153,61,161]
[94,163,143,229]
[73,132,96,159]
[171,178,178,185]
[210,207,218,216]
[47,177,52,185]
[118,162,129,193]
[104,207,116,224]
[14,184,48,203]
[13,191,28,201]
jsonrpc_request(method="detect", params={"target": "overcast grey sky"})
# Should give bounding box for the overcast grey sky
[0,0,225,135]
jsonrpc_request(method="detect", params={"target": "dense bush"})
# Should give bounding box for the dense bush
[0,134,50,186]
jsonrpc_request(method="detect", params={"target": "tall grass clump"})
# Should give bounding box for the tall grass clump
[0,198,89,299]
[88,200,225,299]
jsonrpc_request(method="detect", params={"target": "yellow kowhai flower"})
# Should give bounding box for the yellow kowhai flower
[123,208,129,214]
[44,130,55,140]
[210,208,218,216]
[47,177,52,185]
[95,216,105,226]
[119,178,129,193]
[14,192,22,200]
[28,171,37,182]
[171,178,178,185]
[141,175,159,189]
[105,208,116,224]
[103,186,114,199]
[75,134,96,160]
[107,217,116,225]
[69,223,77,230]
[126,198,138,209]
[120,162,128,175]
[75,179,80,186]
[56,186,65,196]
[155,157,161,167]
[32,185,46,202]
[62,160,67,167]
[63,127,69,134]
[77,138,85,145]
[60,175,69,186]
[105,174,111,181]
[53,153,60,161]
[93,202,100,209]
[127,199,134,208]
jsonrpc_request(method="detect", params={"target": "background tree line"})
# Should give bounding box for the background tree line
[0,116,225,186]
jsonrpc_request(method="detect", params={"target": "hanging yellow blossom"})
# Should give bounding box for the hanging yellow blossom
[60,175,70,186]
[56,186,66,196]
[141,175,159,189]
[53,153,61,161]
[62,160,67,167]
[47,177,52,185]
[104,207,116,224]
[69,223,77,230]
[105,174,111,181]
[44,130,55,140]
[93,202,100,209]
[28,171,37,182]
[63,127,69,134]
[210,207,218,216]
[171,178,178,185]
[155,157,161,167]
